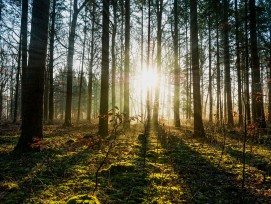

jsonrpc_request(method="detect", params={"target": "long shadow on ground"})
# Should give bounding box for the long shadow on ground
[157,126,261,203]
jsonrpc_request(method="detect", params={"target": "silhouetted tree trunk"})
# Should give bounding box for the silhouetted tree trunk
[223,0,234,126]
[111,0,117,117]
[249,0,266,128]
[208,16,213,123]
[153,0,163,125]
[268,26,271,126]
[190,0,205,136]
[173,0,180,128]
[98,0,110,136]
[64,0,88,126]
[13,35,21,124]
[124,0,130,129]
[77,22,87,122]
[244,0,251,124]
[87,2,95,121]
[235,0,243,126]
[15,0,50,152]
[48,0,57,123]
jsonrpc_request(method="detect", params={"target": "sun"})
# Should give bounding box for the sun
[140,66,158,89]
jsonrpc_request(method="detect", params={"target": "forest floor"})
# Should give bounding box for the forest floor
[0,121,271,203]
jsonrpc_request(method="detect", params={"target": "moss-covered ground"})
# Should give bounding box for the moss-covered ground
[0,121,271,203]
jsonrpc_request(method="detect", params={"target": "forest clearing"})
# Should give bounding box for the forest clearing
[0,121,271,203]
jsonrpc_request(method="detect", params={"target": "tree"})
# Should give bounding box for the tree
[249,0,266,128]
[173,0,180,128]
[123,0,130,129]
[223,0,234,126]
[190,0,205,136]
[98,0,110,137]
[64,0,89,126]
[153,0,163,125]
[15,0,50,152]
[48,0,57,123]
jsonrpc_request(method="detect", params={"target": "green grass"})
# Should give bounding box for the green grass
[0,122,270,203]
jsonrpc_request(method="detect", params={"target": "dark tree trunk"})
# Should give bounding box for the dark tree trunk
[77,22,86,122]
[98,0,110,137]
[223,0,234,126]
[153,0,163,125]
[268,26,271,126]
[15,0,50,152]
[64,0,88,126]
[235,0,243,126]
[48,0,56,123]
[190,0,205,137]
[13,35,21,124]
[249,0,266,128]
[111,0,117,117]
[173,0,180,128]
[21,0,28,124]
[124,0,130,129]
[208,16,213,124]
[244,0,251,124]
[87,2,96,121]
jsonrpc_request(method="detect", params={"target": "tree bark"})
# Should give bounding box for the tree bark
[223,0,234,126]
[48,0,56,123]
[190,0,205,136]
[153,0,163,125]
[98,0,110,136]
[249,0,266,128]
[124,0,130,129]
[15,0,50,152]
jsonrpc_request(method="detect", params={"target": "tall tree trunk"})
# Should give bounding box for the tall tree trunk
[21,0,28,124]
[111,0,117,117]
[249,0,266,128]
[64,0,88,126]
[77,22,87,122]
[15,0,50,152]
[235,0,243,126]
[140,1,144,118]
[208,16,213,123]
[98,0,110,136]
[48,0,56,123]
[223,0,234,126]
[244,0,251,124]
[44,69,49,121]
[13,35,21,124]
[124,0,130,129]
[173,0,180,127]
[190,0,205,136]
[119,0,124,113]
[153,0,163,125]
[268,26,271,126]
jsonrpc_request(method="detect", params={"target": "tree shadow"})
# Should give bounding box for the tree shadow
[157,127,262,203]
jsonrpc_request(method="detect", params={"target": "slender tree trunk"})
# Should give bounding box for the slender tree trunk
[208,16,213,123]
[268,26,271,126]
[13,35,21,124]
[119,0,124,113]
[173,0,180,127]
[44,69,49,121]
[87,2,95,121]
[15,0,50,152]
[244,0,251,124]
[124,0,130,129]
[98,0,110,136]
[77,23,86,122]
[235,0,243,126]
[140,1,144,118]
[249,0,266,128]
[223,0,234,126]
[153,0,163,125]
[190,0,205,136]
[48,0,56,123]
[64,0,88,126]
[111,0,117,117]
[21,0,28,124]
